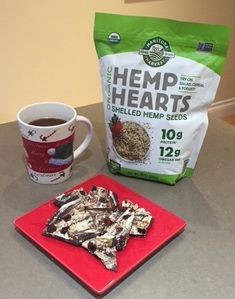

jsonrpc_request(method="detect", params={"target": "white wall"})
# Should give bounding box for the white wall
[0,0,234,123]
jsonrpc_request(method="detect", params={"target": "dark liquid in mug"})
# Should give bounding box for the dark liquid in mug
[29,118,67,126]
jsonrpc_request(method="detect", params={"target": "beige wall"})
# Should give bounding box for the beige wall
[0,0,234,124]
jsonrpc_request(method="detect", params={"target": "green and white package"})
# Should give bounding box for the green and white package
[94,13,231,185]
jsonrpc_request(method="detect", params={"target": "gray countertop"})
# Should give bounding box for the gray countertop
[0,103,235,299]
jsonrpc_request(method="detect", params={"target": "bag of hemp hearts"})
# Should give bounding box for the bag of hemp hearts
[94,13,231,185]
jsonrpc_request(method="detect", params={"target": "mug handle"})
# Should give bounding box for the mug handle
[74,115,93,159]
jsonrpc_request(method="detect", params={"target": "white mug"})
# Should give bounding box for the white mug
[17,102,93,184]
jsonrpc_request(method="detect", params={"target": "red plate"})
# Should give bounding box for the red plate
[14,174,186,296]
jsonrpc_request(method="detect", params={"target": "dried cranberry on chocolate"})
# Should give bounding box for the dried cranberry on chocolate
[123,214,131,220]
[116,235,126,251]
[47,224,57,233]
[100,197,107,203]
[103,217,114,226]
[91,186,97,192]
[87,241,97,253]
[60,227,69,234]
[137,228,146,235]
[62,214,72,222]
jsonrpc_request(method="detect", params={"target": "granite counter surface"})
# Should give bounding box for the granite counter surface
[0,104,234,299]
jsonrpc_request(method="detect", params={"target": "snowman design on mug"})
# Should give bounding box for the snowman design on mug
[47,143,73,166]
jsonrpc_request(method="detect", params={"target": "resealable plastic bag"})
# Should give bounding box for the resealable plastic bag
[94,13,231,184]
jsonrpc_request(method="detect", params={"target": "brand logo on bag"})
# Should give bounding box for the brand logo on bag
[139,37,175,67]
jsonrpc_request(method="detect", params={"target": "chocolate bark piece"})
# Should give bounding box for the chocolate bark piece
[122,200,153,236]
[86,186,118,210]
[107,206,135,251]
[44,186,120,248]
[43,200,102,245]
[81,207,135,271]
[44,187,120,247]
[88,209,116,232]
[54,187,88,207]
[43,185,154,272]
[82,236,117,271]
